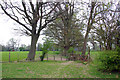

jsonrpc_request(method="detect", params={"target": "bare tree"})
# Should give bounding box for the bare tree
[79,1,112,57]
[80,1,96,57]
[92,1,120,50]
[116,1,120,48]
[7,38,17,50]
[44,2,84,56]
[0,0,60,60]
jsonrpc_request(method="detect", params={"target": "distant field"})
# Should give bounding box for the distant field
[0,51,112,62]
[1,51,59,62]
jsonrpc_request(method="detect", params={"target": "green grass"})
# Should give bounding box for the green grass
[1,51,59,62]
[1,51,120,78]
[2,61,62,78]
[1,51,29,62]
[2,60,120,78]
[0,51,1,78]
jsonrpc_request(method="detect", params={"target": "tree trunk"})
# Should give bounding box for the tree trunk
[63,46,69,56]
[104,41,107,50]
[82,33,88,57]
[99,44,102,51]
[92,42,95,50]
[26,35,38,61]
[81,2,95,57]
[41,52,46,61]
[107,43,112,50]
[107,36,112,50]
[105,45,107,50]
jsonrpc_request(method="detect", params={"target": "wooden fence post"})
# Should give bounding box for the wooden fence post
[47,54,48,61]
[54,56,55,61]
[17,52,19,62]
[9,51,10,62]
[39,53,40,57]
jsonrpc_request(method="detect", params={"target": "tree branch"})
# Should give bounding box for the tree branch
[0,4,32,32]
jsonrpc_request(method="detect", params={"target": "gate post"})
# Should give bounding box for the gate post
[47,54,48,61]
[9,51,10,62]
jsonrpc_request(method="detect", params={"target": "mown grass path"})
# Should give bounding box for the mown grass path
[50,61,74,78]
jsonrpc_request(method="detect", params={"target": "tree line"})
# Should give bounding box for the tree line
[0,38,59,51]
[0,0,120,61]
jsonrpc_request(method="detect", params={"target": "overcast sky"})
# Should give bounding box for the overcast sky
[0,13,45,46]
[0,0,119,46]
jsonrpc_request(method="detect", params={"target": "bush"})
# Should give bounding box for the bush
[116,46,120,55]
[54,51,60,54]
[67,47,76,53]
[98,51,120,72]
[40,39,51,61]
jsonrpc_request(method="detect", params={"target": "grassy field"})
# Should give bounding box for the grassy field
[1,51,120,78]
[0,51,59,62]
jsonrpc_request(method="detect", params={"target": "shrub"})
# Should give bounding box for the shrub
[40,39,52,61]
[67,47,76,53]
[98,51,120,72]
[55,51,60,54]
[116,46,120,55]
